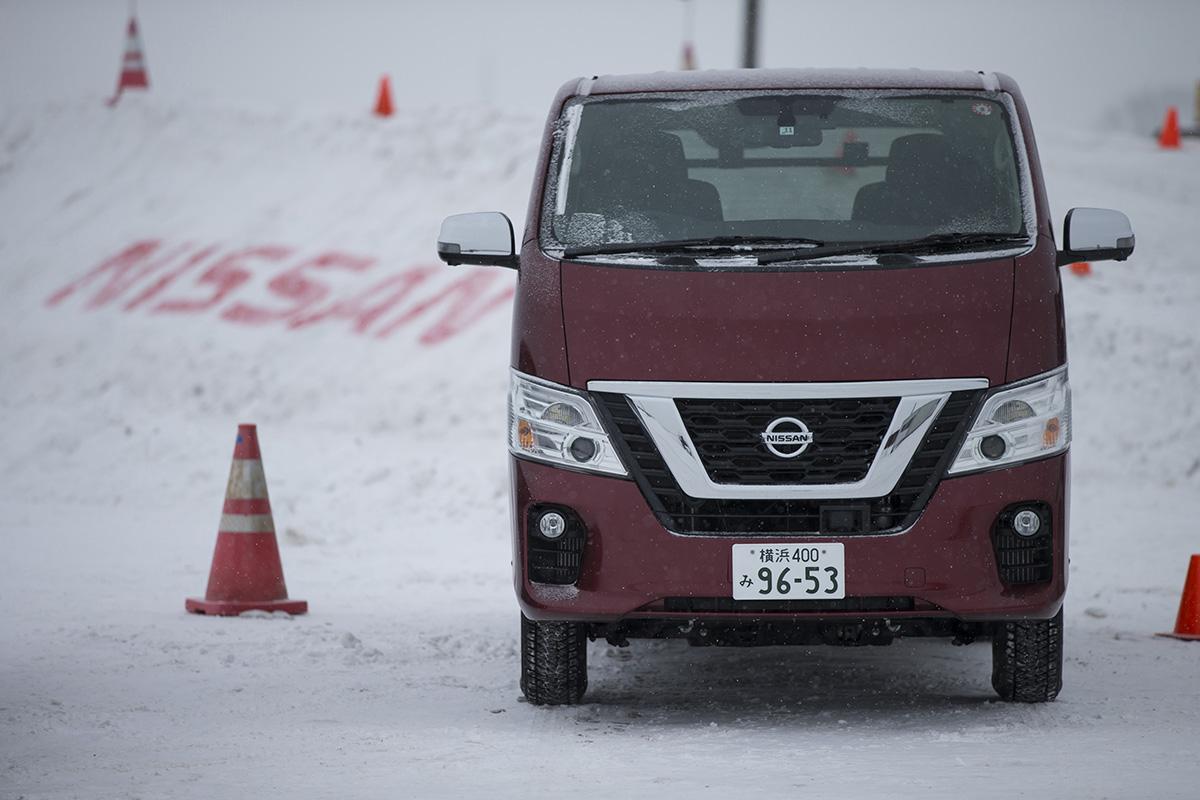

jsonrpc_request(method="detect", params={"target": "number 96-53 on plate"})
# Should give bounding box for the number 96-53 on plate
[731,543,846,600]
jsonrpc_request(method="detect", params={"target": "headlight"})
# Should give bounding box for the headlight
[948,366,1071,475]
[508,370,627,476]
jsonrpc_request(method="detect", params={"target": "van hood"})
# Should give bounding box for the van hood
[560,258,1014,389]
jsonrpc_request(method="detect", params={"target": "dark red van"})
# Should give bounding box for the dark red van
[437,69,1134,705]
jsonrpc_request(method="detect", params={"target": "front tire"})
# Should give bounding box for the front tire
[520,614,588,705]
[991,608,1064,702]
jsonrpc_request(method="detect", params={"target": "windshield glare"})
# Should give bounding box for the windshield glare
[543,91,1028,256]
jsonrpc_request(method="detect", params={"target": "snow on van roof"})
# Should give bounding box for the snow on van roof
[581,68,1005,96]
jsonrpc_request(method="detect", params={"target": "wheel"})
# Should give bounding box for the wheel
[991,608,1064,703]
[520,613,588,706]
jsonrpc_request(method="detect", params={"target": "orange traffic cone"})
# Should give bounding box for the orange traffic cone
[1069,261,1092,277]
[1158,107,1181,150]
[186,425,307,616]
[374,75,394,118]
[106,15,149,107]
[1157,554,1200,641]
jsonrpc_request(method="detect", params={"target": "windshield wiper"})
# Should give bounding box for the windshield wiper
[881,232,1032,252]
[562,235,825,259]
[756,232,1030,265]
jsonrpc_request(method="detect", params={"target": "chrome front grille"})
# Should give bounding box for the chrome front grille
[593,384,985,535]
[676,396,899,485]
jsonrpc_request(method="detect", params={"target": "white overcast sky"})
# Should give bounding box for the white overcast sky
[2,0,1198,129]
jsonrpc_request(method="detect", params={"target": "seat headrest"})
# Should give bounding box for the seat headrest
[886,133,954,186]
[638,132,689,182]
[591,131,689,186]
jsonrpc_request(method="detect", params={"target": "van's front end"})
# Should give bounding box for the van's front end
[437,69,1135,706]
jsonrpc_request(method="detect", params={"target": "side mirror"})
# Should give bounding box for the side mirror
[437,212,518,269]
[1057,207,1135,267]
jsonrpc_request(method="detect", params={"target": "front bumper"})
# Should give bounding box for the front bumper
[512,454,1068,623]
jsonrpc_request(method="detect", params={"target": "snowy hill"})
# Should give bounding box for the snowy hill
[1,88,1199,799]
[0,96,535,503]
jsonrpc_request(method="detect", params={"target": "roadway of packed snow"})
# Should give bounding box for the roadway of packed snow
[2,93,1198,798]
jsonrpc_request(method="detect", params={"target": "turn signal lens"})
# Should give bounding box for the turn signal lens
[517,418,535,451]
[1043,417,1061,448]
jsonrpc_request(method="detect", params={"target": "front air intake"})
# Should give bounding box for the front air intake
[526,505,586,585]
[992,503,1053,584]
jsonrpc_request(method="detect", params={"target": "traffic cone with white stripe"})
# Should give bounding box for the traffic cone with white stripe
[186,425,307,615]
[106,15,150,107]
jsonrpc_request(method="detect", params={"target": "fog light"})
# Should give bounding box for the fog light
[538,511,567,539]
[980,434,1007,460]
[1012,509,1042,537]
[568,437,597,462]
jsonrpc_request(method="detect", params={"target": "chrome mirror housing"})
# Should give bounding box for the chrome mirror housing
[1058,207,1135,266]
[437,212,518,269]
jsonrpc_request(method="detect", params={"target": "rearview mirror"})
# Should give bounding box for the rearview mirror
[437,212,518,269]
[1057,207,1135,267]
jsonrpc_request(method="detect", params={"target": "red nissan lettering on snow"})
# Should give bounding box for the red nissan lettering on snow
[436,69,1136,705]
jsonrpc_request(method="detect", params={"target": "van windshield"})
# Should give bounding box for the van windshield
[542,91,1029,261]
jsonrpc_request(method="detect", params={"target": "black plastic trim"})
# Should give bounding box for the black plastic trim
[991,502,1053,585]
[526,505,587,585]
[662,596,915,614]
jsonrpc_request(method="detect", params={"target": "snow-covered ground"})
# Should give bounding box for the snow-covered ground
[3,45,1200,800]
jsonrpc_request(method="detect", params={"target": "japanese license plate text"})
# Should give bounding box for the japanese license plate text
[731,543,846,600]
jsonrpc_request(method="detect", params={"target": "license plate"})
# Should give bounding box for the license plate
[732,543,846,600]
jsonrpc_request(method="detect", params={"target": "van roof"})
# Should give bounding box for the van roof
[577,68,1009,96]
